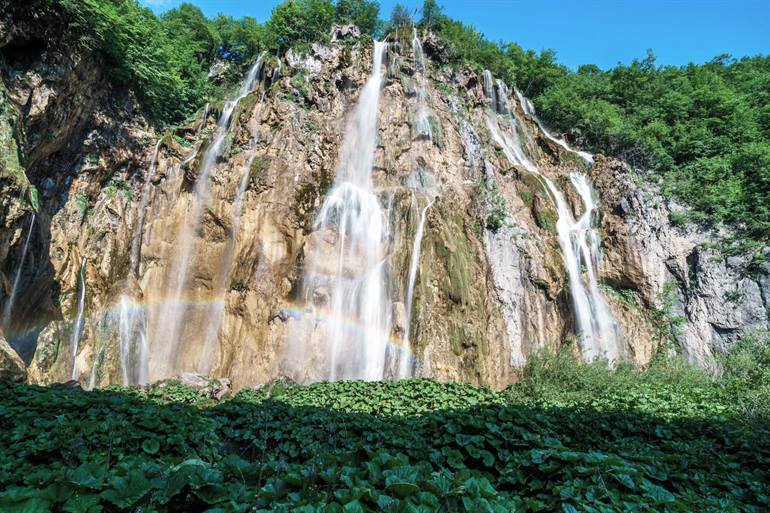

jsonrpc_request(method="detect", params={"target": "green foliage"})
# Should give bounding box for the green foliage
[476,180,507,232]
[417,1,566,98]
[74,193,91,219]
[103,174,132,201]
[290,68,311,102]
[265,0,336,53]
[52,0,206,123]
[648,281,687,346]
[210,14,263,62]
[388,3,413,30]
[535,209,556,235]
[335,0,381,36]
[1,351,768,512]
[27,185,40,212]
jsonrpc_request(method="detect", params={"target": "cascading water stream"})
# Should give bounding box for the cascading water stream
[411,27,432,140]
[2,213,35,330]
[398,197,434,378]
[199,143,262,368]
[483,70,620,361]
[515,90,594,164]
[540,174,620,360]
[130,140,162,276]
[292,42,392,381]
[118,295,149,386]
[151,56,264,377]
[70,259,87,380]
[198,102,210,133]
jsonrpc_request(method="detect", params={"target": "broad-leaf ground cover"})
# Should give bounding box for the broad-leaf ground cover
[1,347,768,512]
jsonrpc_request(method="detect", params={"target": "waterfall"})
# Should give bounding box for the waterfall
[412,28,432,140]
[70,259,87,381]
[130,139,162,276]
[398,197,434,378]
[151,56,263,377]
[198,102,210,133]
[292,41,391,381]
[2,213,35,330]
[483,70,620,361]
[118,295,149,386]
[199,149,259,370]
[515,90,594,164]
[540,174,620,360]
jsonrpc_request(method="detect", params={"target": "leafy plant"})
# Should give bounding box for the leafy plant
[1,355,768,512]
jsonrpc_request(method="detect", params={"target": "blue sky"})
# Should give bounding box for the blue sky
[140,0,770,69]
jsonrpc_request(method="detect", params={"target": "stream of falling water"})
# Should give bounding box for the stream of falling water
[70,259,87,380]
[292,42,391,381]
[483,71,620,361]
[151,56,264,378]
[398,197,434,378]
[130,140,162,276]
[118,295,149,386]
[515,90,594,164]
[2,213,35,330]
[412,28,432,140]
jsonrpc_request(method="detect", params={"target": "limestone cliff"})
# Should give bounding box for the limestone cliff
[0,14,767,389]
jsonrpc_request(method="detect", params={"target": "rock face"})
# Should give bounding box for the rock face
[0,13,767,390]
[0,329,25,382]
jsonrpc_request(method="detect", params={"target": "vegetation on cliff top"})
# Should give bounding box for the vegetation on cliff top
[1,341,768,512]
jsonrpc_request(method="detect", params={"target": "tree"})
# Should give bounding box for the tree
[334,0,381,36]
[420,0,444,29]
[265,0,335,52]
[388,3,412,29]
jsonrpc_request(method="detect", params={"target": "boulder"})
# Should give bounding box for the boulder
[0,330,26,382]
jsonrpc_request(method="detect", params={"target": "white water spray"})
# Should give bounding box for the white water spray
[70,259,87,381]
[130,140,162,276]
[2,213,35,330]
[292,42,392,381]
[118,295,149,386]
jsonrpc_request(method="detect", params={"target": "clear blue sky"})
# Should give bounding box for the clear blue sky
[140,0,770,69]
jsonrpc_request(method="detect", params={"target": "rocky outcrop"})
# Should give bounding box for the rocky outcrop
[0,11,766,391]
[594,160,770,365]
[0,328,25,381]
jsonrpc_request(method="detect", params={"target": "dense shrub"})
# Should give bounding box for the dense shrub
[1,344,768,512]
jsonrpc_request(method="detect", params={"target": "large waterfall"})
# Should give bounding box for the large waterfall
[150,57,264,378]
[484,71,620,361]
[289,42,392,381]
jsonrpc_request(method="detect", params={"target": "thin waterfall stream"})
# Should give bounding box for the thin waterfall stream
[70,259,87,380]
[2,212,35,330]
[130,139,162,276]
[399,197,434,378]
[412,27,432,140]
[483,70,620,361]
[118,294,149,386]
